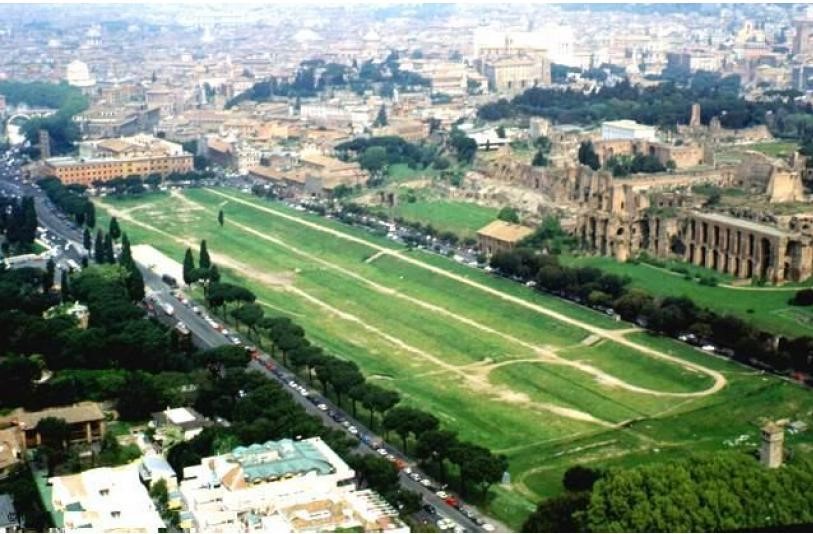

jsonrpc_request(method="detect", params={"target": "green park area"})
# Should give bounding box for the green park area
[95,188,813,529]
[377,199,498,239]
[741,141,799,158]
[562,254,813,338]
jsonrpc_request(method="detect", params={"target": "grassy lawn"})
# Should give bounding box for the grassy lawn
[94,188,813,530]
[386,163,439,183]
[742,141,798,158]
[561,254,813,337]
[377,200,498,239]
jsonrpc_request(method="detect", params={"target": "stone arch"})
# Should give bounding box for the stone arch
[759,238,772,280]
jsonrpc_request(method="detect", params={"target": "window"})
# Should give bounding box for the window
[99,489,109,496]
[110,511,120,518]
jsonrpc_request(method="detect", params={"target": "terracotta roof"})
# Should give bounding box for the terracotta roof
[477,220,534,243]
[207,139,233,154]
[1,402,105,430]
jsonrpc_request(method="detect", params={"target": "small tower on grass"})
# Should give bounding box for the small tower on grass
[760,422,784,469]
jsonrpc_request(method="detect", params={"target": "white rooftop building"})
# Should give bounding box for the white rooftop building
[50,463,165,532]
[601,120,658,142]
[179,437,407,533]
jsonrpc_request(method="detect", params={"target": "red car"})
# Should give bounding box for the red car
[444,496,460,508]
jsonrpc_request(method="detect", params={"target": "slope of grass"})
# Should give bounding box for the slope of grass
[562,254,813,337]
[94,189,813,530]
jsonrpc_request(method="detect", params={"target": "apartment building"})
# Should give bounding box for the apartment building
[43,134,193,185]
[50,463,165,532]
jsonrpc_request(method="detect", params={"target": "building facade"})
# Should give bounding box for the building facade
[43,135,193,185]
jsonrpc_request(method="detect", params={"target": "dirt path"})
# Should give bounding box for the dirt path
[205,189,728,396]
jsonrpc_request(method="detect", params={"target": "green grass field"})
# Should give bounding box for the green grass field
[377,200,498,238]
[95,188,813,529]
[741,141,798,158]
[562,254,813,338]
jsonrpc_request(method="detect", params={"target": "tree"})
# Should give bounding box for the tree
[532,149,549,167]
[119,233,132,266]
[497,206,520,224]
[326,359,364,406]
[83,227,92,252]
[42,258,55,292]
[60,269,70,302]
[374,104,388,127]
[586,455,813,532]
[230,303,263,336]
[217,209,224,227]
[452,442,507,498]
[578,141,601,170]
[38,416,70,474]
[108,217,121,241]
[94,230,105,264]
[199,240,211,270]
[182,248,195,286]
[523,492,591,532]
[563,465,603,492]
[496,125,506,138]
[103,233,115,264]
[362,385,400,429]
[416,429,458,482]
[791,288,813,306]
[124,263,145,302]
[85,202,96,229]
[382,406,414,452]
[360,146,388,178]
[117,372,162,420]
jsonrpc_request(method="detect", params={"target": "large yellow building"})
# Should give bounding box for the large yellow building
[43,134,194,185]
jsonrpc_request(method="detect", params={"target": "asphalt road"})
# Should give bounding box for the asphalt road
[1,169,505,533]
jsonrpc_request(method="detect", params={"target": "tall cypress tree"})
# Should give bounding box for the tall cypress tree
[199,240,211,270]
[120,233,132,266]
[60,269,70,302]
[104,233,115,264]
[108,217,121,241]
[183,248,195,286]
[83,227,92,252]
[85,202,96,229]
[217,210,224,227]
[125,264,145,302]
[94,230,105,264]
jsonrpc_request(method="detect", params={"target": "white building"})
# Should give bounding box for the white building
[50,463,165,532]
[601,120,657,142]
[179,437,407,533]
[65,60,95,88]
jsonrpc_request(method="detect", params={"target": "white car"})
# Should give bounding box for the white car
[482,523,495,532]
[701,344,716,352]
[376,448,388,456]
[436,490,449,499]
[317,403,328,411]
[348,426,358,435]
[409,472,421,481]
[420,478,433,487]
